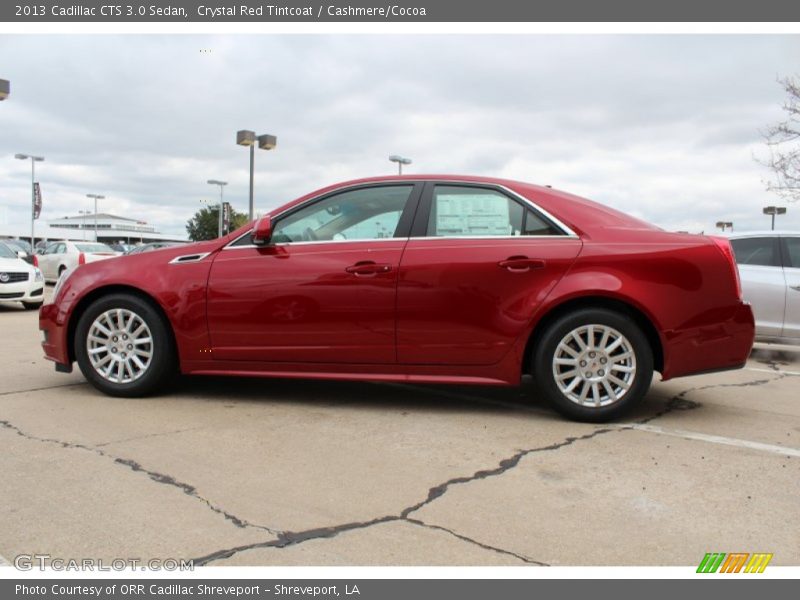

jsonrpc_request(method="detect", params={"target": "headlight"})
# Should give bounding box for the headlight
[33,268,43,282]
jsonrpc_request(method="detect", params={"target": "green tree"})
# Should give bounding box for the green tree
[186,206,249,241]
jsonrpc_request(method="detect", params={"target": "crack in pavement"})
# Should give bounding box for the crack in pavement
[638,374,786,424]
[190,516,402,565]
[404,517,548,565]
[0,419,282,536]
[190,514,547,567]
[2,372,785,567]
[399,428,615,520]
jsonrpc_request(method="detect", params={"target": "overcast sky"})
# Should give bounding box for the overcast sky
[1,34,799,237]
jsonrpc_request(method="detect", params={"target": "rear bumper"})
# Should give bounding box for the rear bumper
[39,302,72,371]
[661,302,755,380]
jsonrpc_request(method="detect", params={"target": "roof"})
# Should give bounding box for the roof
[51,213,139,222]
[723,230,800,238]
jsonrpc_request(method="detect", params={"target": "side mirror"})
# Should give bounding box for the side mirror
[252,216,273,246]
[16,250,26,258]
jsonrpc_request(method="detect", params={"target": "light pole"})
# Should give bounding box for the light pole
[389,155,412,175]
[86,194,105,241]
[0,79,9,101]
[237,130,277,221]
[206,180,227,238]
[79,210,90,240]
[762,206,786,231]
[715,221,733,232]
[15,153,44,249]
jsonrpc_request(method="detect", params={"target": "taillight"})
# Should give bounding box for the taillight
[710,236,742,301]
[78,252,86,266]
[32,254,38,267]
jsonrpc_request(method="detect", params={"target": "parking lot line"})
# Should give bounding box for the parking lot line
[745,367,800,376]
[614,423,800,457]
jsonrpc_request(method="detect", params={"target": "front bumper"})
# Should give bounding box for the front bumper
[0,279,44,303]
[661,301,755,380]
[39,302,72,371]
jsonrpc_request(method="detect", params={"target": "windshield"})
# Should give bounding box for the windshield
[5,239,31,253]
[76,243,114,253]
[0,243,19,259]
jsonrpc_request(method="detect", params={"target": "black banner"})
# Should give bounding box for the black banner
[3,0,800,22]
[33,182,42,220]
[2,579,797,600]
[222,201,231,233]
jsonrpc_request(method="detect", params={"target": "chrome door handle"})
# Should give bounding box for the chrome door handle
[498,256,546,272]
[345,261,392,276]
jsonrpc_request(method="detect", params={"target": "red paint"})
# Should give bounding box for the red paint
[39,175,754,386]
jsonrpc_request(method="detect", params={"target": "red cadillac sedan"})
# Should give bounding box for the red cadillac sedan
[39,176,754,421]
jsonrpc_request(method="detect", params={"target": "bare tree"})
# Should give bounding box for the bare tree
[762,76,800,202]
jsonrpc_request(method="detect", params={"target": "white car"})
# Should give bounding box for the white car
[37,241,120,283]
[728,231,800,343]
[0,242,45,310]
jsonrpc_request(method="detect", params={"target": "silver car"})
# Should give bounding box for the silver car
[728,231,800,343]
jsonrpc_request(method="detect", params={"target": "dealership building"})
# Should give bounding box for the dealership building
[0,213,186,246]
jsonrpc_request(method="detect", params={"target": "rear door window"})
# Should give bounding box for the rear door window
[426,185,561,237]
[730,237,780,267]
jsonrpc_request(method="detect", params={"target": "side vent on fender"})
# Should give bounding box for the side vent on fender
[168,252,210,264]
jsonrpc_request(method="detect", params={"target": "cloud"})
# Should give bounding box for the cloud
[1,34,798,236]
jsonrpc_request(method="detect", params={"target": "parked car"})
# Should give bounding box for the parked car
[124,242,183,255]
[0,242,45,310]
[728,231,799,344]
[39,176,754,421]
[1,238,36,265]
[36,241,120,283]
[108,242,134,253]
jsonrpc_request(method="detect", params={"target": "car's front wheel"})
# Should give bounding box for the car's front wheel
[532,308,653,422]
[75,293,176,397]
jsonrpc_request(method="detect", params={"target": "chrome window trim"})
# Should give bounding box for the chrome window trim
[223,234,580,251]
[223,179,580,250]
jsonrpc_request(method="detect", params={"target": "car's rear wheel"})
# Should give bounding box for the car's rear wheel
[532,308,653,422]
[75,293,175,397]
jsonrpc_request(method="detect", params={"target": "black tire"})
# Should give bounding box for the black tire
[532,308,653,422]
[74,293,176,397]
[23,301,43,311]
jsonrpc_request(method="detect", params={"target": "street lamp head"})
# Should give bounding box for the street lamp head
[207,179,228,187]
[389,155,412,165]
[257,134,277,150]
[763,205,787,215]
[86,194,105,200]
[236,130,256,146]
[14,153,28,160]
[0,78,9,101]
